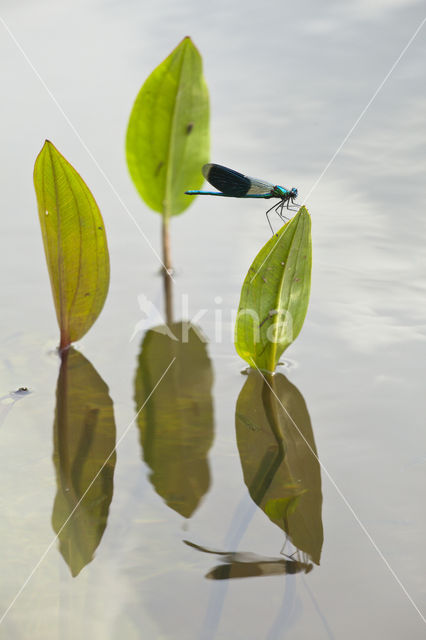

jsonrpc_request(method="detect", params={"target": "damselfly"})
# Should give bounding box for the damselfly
[185,163,299,234]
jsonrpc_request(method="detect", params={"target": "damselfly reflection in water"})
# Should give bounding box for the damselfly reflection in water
[185,163,299,234]
[184,540,312,580]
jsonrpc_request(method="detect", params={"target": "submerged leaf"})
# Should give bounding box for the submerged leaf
[34,140,110,349]
[264,493,307,520]
[126,36,209,216]
[235,207,312,372]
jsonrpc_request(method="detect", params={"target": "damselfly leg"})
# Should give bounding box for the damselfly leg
[265,200,279,235]
[275,200,290,223]
[265,199,291,235]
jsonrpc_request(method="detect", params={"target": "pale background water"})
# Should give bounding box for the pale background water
[0,0,425,638]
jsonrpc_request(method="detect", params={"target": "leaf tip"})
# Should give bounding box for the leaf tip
[38,139,56,161]
[180,35,199,54]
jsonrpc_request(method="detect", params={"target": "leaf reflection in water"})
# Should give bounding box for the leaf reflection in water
[236,370,323,566]
[52,348,116,577]
[134,322,214,519]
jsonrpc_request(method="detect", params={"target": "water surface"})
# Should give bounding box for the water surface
[0,0,425,638]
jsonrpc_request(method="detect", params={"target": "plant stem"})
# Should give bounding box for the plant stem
[57,348,71,489]
[162,217,173,325]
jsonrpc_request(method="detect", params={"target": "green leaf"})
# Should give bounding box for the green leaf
[235,206,312,372]
[134,322,214,518]
[235,370,323,565]
[33,140,110,350]
[52,348,116,577]
[126,36,209,216]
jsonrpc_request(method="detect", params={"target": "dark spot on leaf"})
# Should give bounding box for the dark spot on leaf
[236,411,260,431]
[85,292,91,296]
[98,226,103,230]
[186,122,194,134]
[155,161,164,176]
[260,309,278,327]
[294,277,300,282]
